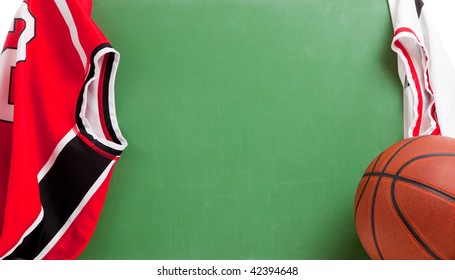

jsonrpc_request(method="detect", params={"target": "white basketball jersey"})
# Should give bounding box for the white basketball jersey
[388,0,455,138]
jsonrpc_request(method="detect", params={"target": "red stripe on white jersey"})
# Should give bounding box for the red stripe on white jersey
[393,39,424,137]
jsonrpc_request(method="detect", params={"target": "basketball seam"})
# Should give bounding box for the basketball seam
[392,152,455,260]
[355,154,383,218]
[369,136,424,260]
[396,152,455,176]
[391,179,441,259]
[363,172,455,202]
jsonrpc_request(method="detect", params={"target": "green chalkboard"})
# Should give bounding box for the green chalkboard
[79,0,402,259]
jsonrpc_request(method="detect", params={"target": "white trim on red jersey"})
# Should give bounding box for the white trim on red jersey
[55,0,88,69]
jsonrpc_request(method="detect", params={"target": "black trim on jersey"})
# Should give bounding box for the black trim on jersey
[0,118,13,124]
[415,0,424,18]
[75,44,123,156]
[404,75,410,88]
[5,136,112,260]
[8,67,16,105]
[101,52,122,145]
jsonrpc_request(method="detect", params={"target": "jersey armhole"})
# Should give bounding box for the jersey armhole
[76,44,127,157]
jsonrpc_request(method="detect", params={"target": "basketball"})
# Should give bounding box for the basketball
[354,135,455,259]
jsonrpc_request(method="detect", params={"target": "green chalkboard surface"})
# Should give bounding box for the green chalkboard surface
[79,0,402,259]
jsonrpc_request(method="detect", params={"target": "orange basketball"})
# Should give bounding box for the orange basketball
[354,135,455,259]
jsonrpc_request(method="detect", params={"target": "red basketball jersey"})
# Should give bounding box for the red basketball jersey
[0,0,127,259]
